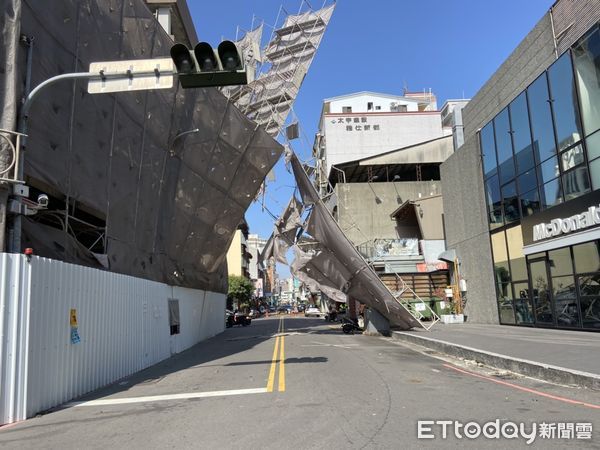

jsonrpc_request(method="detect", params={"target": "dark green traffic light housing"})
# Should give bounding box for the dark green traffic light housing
[170,40,248,89]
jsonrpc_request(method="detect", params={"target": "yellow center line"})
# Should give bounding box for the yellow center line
[266,316,287,393]
[266,317,283,392]
[266,335,280,392]
[278,332,286,392]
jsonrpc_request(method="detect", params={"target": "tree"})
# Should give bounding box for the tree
[227,275,254,311]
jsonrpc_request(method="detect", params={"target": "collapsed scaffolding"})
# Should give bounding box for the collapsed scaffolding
[225,2,335,138]
[261,150,439,331]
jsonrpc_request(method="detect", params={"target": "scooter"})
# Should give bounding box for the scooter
[226,311,252,327]
[341,316,361,334]
[324,310,338,322]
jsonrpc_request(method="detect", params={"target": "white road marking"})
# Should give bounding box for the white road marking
[67,387,268,407]
[301,341,359,349]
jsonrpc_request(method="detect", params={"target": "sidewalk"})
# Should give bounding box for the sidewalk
[391,323,600,390]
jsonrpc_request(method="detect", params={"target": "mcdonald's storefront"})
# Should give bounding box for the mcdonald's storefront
[483,25,600,331]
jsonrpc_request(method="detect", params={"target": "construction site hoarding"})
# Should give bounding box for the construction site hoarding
[0,0,283,293]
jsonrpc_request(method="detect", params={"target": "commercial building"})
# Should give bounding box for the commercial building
[246,233,270,298]
[312,91,466,304]
[226,220,252,280]
[441,0,600,330]
[313,91,445,196]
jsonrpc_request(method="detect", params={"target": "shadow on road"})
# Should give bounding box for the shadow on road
[60,316,336,406]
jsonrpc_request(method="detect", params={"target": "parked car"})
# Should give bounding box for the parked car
[304,305,321,317]
[227,310,251,327]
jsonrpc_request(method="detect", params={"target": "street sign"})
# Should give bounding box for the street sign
[88,58,174,94]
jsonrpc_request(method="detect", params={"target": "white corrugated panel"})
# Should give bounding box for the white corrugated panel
[0,254,226,424]
[0,254,31,425]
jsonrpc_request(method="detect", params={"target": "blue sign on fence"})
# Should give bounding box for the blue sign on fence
[70,327,80,344]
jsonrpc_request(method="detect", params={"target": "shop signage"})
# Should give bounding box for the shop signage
[521,190,600,247]
[328,116,381,132]
[532,204,600,241]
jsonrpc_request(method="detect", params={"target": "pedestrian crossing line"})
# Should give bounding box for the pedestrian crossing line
[67,388,269,407]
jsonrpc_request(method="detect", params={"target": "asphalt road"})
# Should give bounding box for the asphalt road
[1,315,599,449]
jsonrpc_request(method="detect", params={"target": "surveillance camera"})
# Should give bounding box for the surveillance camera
[37,194,49,208]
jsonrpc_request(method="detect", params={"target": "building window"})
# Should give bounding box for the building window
[342,106,352,113]
[491,230,515,324]
[501,181,519,223]
[528,72,556,164]
[519,186,540,218]
[495,108,515,185]
[562,165,590,201]
[540,177,563,209]
[590,154,600,191]
[506,225,527,282]
[548,52,583,152]
[168,299,180,335]
[482,32,600,230]
[572,26,600,137]
[367,102,373,111]
[373,125,380,130]
[513,281,534,324]
[510,92,535,174]
[586,130,600,162]
[481,122,498,179]
[375,105,381,110]
[485,174,503,228]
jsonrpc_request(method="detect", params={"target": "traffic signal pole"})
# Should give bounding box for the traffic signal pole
[8,39,247,254]
[8,68,174,253]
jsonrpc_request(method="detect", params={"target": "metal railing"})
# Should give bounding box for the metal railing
[390,273,439,331]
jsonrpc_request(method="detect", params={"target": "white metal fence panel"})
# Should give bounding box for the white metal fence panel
[0,254,31,425]
[0,254,226,424]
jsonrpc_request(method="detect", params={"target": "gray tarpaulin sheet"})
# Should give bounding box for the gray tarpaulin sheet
[2,0,283,293]
[290,244,347,304]
[260,194,303,265]
[290,152,420,330]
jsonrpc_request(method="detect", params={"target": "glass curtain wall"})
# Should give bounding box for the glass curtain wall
[480,24,600,330]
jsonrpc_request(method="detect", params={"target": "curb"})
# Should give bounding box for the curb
[391,331,600,391]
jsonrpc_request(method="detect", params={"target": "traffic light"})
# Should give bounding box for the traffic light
[170,41,248,89]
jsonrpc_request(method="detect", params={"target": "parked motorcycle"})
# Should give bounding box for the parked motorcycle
[341,316,361,334]
[324,310,338,322]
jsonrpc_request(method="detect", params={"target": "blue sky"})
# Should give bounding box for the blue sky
[188,0,554,254]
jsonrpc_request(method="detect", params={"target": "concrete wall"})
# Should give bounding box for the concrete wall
[440,138,498,324]
[336,181,441,245]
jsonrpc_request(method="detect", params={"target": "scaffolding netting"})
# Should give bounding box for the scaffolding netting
[0,0,284,293]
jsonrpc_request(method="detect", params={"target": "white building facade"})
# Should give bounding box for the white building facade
[314,91,449,190]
